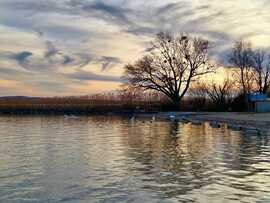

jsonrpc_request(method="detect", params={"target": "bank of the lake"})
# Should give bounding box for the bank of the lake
[137,112,270,135]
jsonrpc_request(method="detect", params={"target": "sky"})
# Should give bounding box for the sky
[0,0,270,96]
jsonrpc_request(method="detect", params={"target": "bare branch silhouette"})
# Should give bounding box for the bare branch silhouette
[123,32,215,109]
[250,49,270,94]
[229,40,255,95]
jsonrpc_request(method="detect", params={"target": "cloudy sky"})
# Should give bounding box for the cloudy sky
[0,0,269,96]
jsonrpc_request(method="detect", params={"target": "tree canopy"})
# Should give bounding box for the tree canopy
[123,32,215,108]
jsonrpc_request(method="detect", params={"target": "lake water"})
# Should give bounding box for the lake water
[0,116,270,203]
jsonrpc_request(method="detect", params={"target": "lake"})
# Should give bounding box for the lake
[0,116,270,203]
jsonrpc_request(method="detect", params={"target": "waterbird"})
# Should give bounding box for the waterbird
[130,116,135,122]
[169,114,176,120]
[64,115,80,119]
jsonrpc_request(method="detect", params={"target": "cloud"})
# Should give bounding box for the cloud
[9,51,33,67]
[28,80,69,93]
[13,51,33,62]
[44,41,59,58]
[67,0,132,27]
[155,3,183,14]
[98,56,122,71]
[0,40,93,72]
[1,0,270,96]
[0,66,32,79]
[66,70,122,82]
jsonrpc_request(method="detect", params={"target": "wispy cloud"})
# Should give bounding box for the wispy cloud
[0,0,270,95]
[66,70,122,82]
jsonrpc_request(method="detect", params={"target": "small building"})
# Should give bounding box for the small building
[248,93,270,112]
[254,100,270,112]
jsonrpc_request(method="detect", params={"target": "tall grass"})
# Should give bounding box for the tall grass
[0,91,171,115]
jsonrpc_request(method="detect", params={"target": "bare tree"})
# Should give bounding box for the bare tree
[229,40,255,95]
[205,78,234,110]
[123,32,214,109]
[250,49,270,94]
[188,82,208,110]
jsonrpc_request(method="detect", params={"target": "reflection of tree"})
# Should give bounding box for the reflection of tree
[168,121,180,137]
[118,119,269,199]
[118,121,213,197]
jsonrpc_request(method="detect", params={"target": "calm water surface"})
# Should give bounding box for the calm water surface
[0,116,270,203]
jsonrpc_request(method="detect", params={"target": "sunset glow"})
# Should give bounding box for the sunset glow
[0,0,269,96]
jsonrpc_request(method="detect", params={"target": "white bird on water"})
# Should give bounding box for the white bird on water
[169,114,176,120]
[130,116,135,122]
[152,115,156,121]
[64,115,80,119]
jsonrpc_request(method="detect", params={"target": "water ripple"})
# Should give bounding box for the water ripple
[0,116,270,202]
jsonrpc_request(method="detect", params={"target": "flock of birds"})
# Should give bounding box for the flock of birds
[63,113,178,123]
[130,114,177,122]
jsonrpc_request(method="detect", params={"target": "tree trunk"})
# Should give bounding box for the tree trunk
[263,86,268,94]
[171,97,181,111]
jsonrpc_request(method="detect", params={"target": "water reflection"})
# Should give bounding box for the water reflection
[0,116,270,202]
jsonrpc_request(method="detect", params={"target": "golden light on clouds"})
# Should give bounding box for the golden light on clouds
[70,81,122,95]
[0,0,269,96]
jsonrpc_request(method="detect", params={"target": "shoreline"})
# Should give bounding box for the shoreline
[136,112,270,135]
[1,111,270,134]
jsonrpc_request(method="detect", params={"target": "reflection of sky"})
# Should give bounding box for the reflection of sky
[0,117,270,202]
[0,0,270,96]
